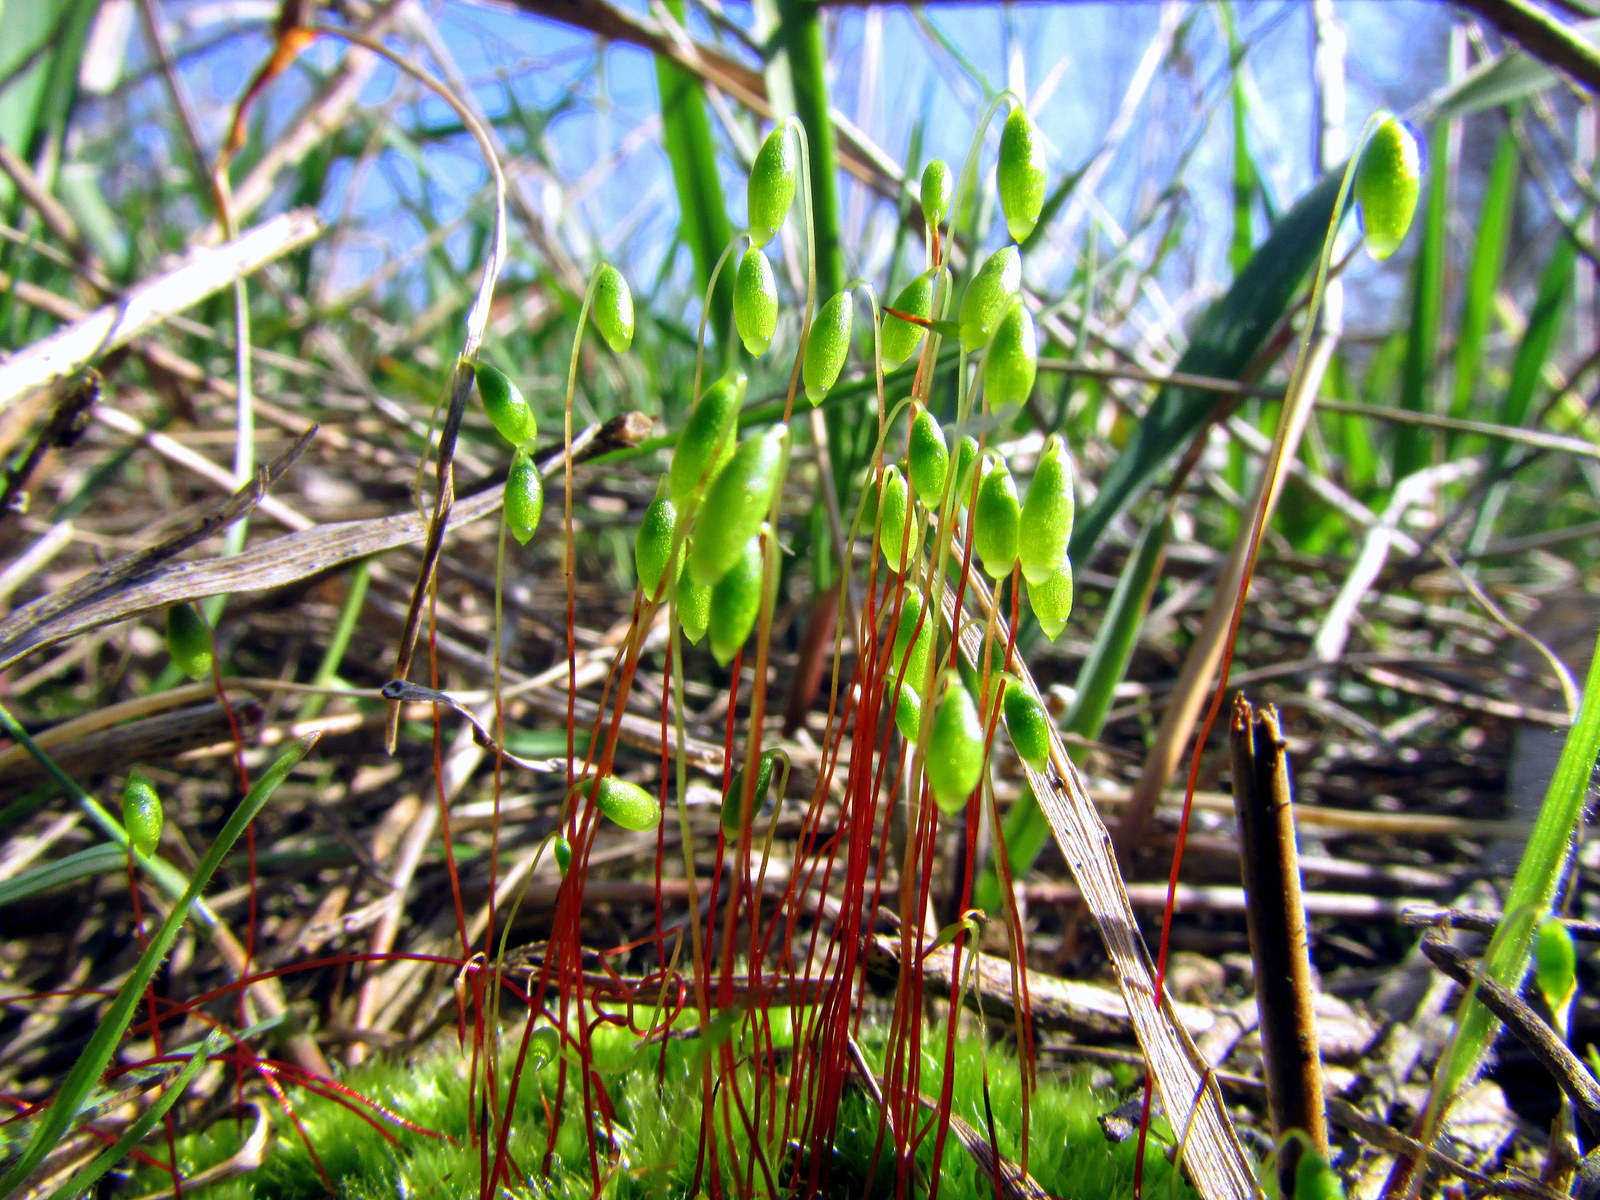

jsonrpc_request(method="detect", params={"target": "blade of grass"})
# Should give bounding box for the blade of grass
[42,1031,226,1200]
[1069,166,1344,563]
[1467,231,1575,549]
[1413,626,1600,1170]
[1450,133,1518,431]
[0,733,320,1196]
[1218,1,1257,278]
[1392,119,1449,481]
[655,1,735,364]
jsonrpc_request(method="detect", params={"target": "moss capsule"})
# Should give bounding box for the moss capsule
[926,680,984,815]
[504,451,543,545]
[891,590,933,689]
[723,749,780,834]
[920,159,952,229]
[734,246,779,357]
[635,497,678,596]
[876,464,918,574]
[677,567,712,645]
[983,299,1037,409]
[472,359,537,450]
[1001,678,1051,770]
[747,127,797,249]
[1028,560,1074,641]
[997,105,1046,243]
[952,435,980,503]
[708,534,764,666]
[592,264,634,354]
[552,835,572,875]
[1018,434,1074,586]
[908,409,948,504]
[591,776,662,832]
[688,424,787,587]
[1355,114,1421,261]
[894,683,923,742]
[123,769,163,857]
[881,269,937,370]
[166,604,213,680]
[803,291,853,405]
[958,245,1021,354]
[973,458,1021,579]
[669,373,745,507]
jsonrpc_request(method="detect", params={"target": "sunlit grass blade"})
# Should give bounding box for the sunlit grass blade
[1392,119,1448,481]
[655,4,735,362]
[1426,627,1600,1120]
[1070,166,1343,562]
[43,1031,225,1200]
[1217,0,1257,278]
[0,733,320,1196]
[1449,133,1517,431]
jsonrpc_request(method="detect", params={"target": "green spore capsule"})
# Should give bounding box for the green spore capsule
[708,535,764,666]
[1354,113,1421,262]
[591,776,662,832]
[677,567,712,645]
[876,464,918,574]
[952,435,980,503]
[926,680,985,815]
[529,1026,561,1073]
[504,451,543,545]
[983,299,1038,409]
[591,264,634,354]
[552,835,572,875]
[1001,678,1051,770]
[472,359,537,450]
[803,291,853,405]
[747,127,797,248]
[920,159,952,228]
[881,269,937,370]
[894,682,923,742]
[122,769,163,857]
[959,245,1021,354]
[635,497,678,595]
[1535,916,1578,1011]
[669,373,745,507]
[891,590,933,688]
[1028,560,1074,641]
[997,105,1047,243]
[688,424,787,587]
[1018,434,1074,585]
[908,409,949,504]
[1292,1147,1347,1200]
[166,604,213,680]
[723,750,780,834]
[973,458,1021,580]
[734,246,779,357]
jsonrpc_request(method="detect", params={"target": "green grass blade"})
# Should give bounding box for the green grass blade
[654,6,735,360]
[1450,133,1518,430]
[1070,166,1343,561]
[1433,625,1600,1100]
[42,1031,225,1200]
[0,843,124,907]
[0,733,319,1196]
[775,0,843,302]
[1496,233,1575,444]
[1217,1,1256,277]
[1392,121,1449,480]
[979,513,1168,911]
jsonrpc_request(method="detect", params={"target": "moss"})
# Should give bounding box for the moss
[127,1015,1198,1200]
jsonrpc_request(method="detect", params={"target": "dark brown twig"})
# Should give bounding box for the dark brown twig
[1228,694,1328,1191]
